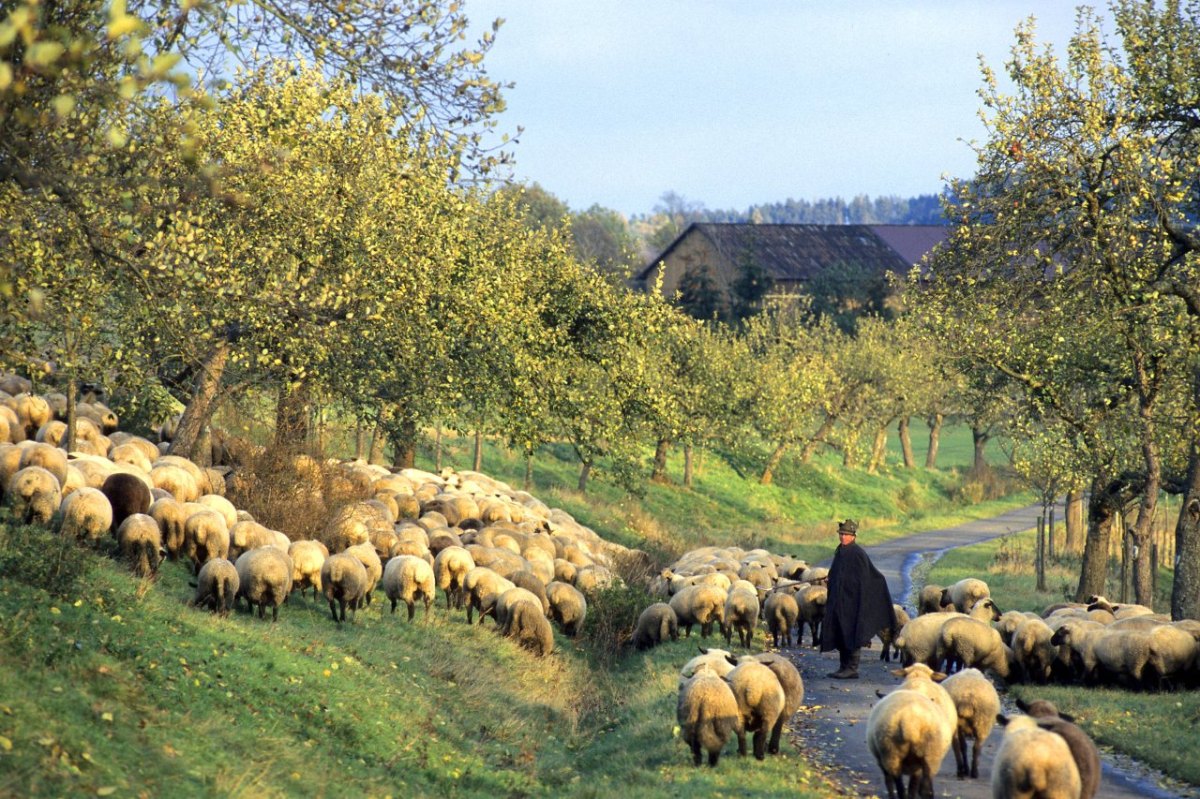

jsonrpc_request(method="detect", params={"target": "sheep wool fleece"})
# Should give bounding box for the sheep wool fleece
[819,541,895,653]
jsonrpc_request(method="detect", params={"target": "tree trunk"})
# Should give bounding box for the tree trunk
[1065,488,1084,553]
[799,415,837,464]
[368,407,389,466]
[64,374,77,453]
[1171,447,1200,620]
[651,438,670,483]
[925,412,943,469]
[683,444,694,488]
[354,424,367,461]
[971,424,990,475]
[867,425,888,474]
[1131,438,1162,607]
[898,415,915,469]
[435,423,443,473]
[391,416,417,469]
[274,380,311,450]
[1075,476,1116,602]
[169,339,230,462]
[760,441,790,485]
[524,445,534,491]
[473,429,482,472]
[577,460,591,493]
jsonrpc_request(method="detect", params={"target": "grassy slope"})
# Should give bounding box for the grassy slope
[927,530,1200,788]
[0,424,1032,798]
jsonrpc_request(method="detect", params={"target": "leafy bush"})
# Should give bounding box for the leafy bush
[0,510,93,598]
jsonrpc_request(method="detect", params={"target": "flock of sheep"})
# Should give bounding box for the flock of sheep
[0,374,634,661]
[5,372,1187,797]
[643,546,1138,798]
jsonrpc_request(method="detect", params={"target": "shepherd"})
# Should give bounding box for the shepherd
[820,519,896,679]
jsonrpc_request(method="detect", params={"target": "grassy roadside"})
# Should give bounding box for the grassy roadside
[0,424,1036,798]
[926,528,1200,788]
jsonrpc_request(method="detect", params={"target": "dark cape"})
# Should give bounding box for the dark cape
[819,540,896,652]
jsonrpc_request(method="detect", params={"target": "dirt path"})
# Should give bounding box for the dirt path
[782,505,1200,799]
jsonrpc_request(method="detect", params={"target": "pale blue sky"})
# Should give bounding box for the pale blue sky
[465,2,1092,217]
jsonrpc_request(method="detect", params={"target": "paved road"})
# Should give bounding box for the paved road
[787,504,1198,799]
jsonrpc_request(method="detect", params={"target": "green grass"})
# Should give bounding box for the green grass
[0,422,1037,798]
[927,527,1199,788]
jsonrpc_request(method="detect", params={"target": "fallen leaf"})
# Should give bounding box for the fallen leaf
[0,736,12,751]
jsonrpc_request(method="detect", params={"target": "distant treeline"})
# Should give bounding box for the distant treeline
[691,193,946,225]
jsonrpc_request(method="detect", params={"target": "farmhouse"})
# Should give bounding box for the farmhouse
[634,223,948,314]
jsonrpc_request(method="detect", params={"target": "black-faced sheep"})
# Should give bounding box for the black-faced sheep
[117,513,164,577]
[940,667,999,779]
[935,616,1020,683]
[545,580,587,637]
[1011,616,1058,684]
[321,551,369,623]
[866,687,954,799]
[234,547,293,621]
[893,598,1001,668]
[669,584,727,639]
[7,465,62,525]
[1015,698,1101,799]
[991,713,1082,799]
[877,604,910,662]
[677,666,742,767]
[763,589,799,648]
[100,472,153,535]
[795,583,828,648]
[496,589,554,657]
[752,652,804,755]
[632,602,679,650]
[723,658,786,761]
[382,554,436,620]
[189,557,239,616]
[57,486,113,543]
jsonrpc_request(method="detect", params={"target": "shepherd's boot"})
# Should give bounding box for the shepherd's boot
[829,648,860,679]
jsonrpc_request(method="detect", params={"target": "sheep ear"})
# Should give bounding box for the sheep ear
[725,654,738,667]
[698,646,708,655]
[875,689,887,698]
[996,713,1011,727]
[1015,697,1030,712]
[188,581,198,589]
[932,671,947,682]
[1058,710,1076,723]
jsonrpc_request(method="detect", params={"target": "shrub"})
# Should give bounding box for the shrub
[580,580,654,670]
[0,510,93,598]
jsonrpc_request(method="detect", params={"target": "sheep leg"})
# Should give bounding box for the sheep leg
[882,772,900,799]
[406,601,415,622]
[767,717,783,755]
[952,730,967,778]
[735,729,747,757]
[707,747,720,767]
[752,727,767,760]
[690,739,703,766]
[969,735,980,779]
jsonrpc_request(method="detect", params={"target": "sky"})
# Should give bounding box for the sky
[464,1,1093,218]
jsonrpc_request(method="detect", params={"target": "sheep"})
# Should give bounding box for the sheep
[866,688,954,799]
[153,454,210,496]
[502,597,555,657]
[1091,627,1154,689]
[545,580,587,636]
[57,486,112,543]
[877,604,911,662]
[795,583,828,648]
[942,577,990,614]
[939,667,999,779]
[1015,698,1101,799]
[492,587,543,630]
[108,441,153,473]
[189,558,239,616]
[227,519,276,561]
[320,551,369,623]
[991,714,1082,799]
[573,563,618,596]
[752,652,804,755]
[509,569,550,615]
[234,547,293,621]
[763,589,800,648]
[288,539,328,601]
[723,658,786,761]
[18,441,68,488]
[680,647,737,681]
[117,513,164,577]
[382,554,436,620]
[669,584,727,639]
[195,493,238,533]
[345,541,383,606]
[721,584,761,649]
[893,598,1002,668]
[1144,623,1198,691]
[10,393,52,439]
[100,472,153,535]
[184,508,230,574]
[677,666,742,767]
[1011,616,1059,684]
[150,461,200,503]
[632,602,679,650]
[6,465,61,525]
[935,616,1020,683]
[997,609,1037,645]
[433,545,476,609]
[463,566,515,624]
[148,497,189,560]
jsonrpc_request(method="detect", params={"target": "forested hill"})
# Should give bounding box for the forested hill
[694,192,946,225]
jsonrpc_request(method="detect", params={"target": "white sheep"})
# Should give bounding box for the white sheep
[918,583,947,614]
[865,688,954,799]
[752,652,804,755]
[935,616,1020,683]
[677,666,742,767]
[463,566,515,624]
[18,441,68,488]
[721,584,760,649]
[190,558,239,616]
[57,486,112,542]
[724,659,786,761]
[434,545,476,609]
[494,587,554,656]
[7,465,62,525]
[763,589,799,648]
[234,547,293,621]
[942,577,990,614]
[345,541,383,606]
[991,714,1082,799]
[321,551,369,623]
[184,508,230,574]
[893,598,1001,668]
[117,513,164,577]
[877,604,911,663]
[795,583,828,648]
[669,584,727,639]
[679,647,737,682]
[288,539,328,601]
[545,580,587,637]
[632,602,678,650]
[1015,698,1101,799]
[1048,619,1107,682]
[940,667,999,779]
[1011,616,1058,684]
[382,554,436,620]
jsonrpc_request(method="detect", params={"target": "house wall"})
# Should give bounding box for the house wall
[649,233,731,301]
